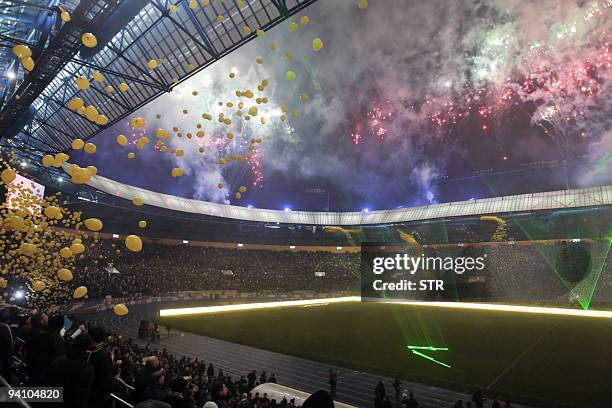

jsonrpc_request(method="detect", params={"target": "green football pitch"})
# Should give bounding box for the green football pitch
[157,302,612,407]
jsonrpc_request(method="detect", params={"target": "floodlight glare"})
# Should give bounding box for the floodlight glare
[159,296,361,317]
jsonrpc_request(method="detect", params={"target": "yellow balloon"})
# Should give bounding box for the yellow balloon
[358,0,368,9]
[21,57,35,71]
[95,114,109,126]
[217,183,224,189]
[75,76,90,90]
[60,10,71,22]
[84,218,103,232]
[235,192,241,199]
[130,117,145,129]
[239,185,247,193]
[19,242,37,256]
[106,85,114,93]
[12,44,32,59]
[42,155,54,167]
[70,242,85,255]
[116,134,128,146]
[1,168,16,184]
[171,167,184,177]
[84,143,97,154]
[312,38,324,51]
[84,105,98,121]
[72,138,85,150]
[289,22,299,32]
[67,97,84,110]
[59,247,73,258]
[138,220,147,228]
[119,82,129,92]
[113,303,129,316]
[73,286,88,299]
[125,235,142,252]
[71,168,91,184]
[7,215,24,230]
[81,32,97,48]
[147,59,158,69]
[286,70,296,80]
[92,71,104,82]
[132,197,143,206]
[44,205,62,220]
[168,4,177,13]
[155,128,169,139]
[32,280,46,292]
[57,268,73,281]
[299,15,310,26]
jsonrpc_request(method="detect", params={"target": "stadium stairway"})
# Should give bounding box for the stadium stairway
[88,303,534,408]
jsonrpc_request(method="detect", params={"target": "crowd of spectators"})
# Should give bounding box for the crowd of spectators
[1,308,343,408]
[72,241,360,300]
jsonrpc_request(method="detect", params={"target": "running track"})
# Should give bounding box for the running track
[87,303,534,408]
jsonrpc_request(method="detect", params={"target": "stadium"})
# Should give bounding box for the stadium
[0,1,611,408]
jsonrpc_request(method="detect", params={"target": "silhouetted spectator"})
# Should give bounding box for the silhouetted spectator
[329,369,337,398]
[472,390,484,408]
[43,333,95,408]
[393,377,401,401]
[375,381,386,408]
[89,326,114,408]
[405,392,419,408]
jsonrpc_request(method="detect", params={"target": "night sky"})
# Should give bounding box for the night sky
[78,0,612,211]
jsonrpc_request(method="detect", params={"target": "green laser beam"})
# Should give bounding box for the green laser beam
[410,350,452,368]
[407,345,449,351]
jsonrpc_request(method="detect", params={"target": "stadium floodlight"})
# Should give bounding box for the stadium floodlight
[6,71,16,80]
[361,208,370,213]
[284,206,292,212]
[159,296,361,317]
[13,290,24,299]
[237,243,244,247]
[20,161,27,168]
[182,240,189,244]
[289,245,296,249]
[336,246,343,250]
[247,204,254,209]
[112,234,120,238]
[56,177,64,183]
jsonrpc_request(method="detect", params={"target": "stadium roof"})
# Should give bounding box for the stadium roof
[85,172,612,225]
[0,0,317,182]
